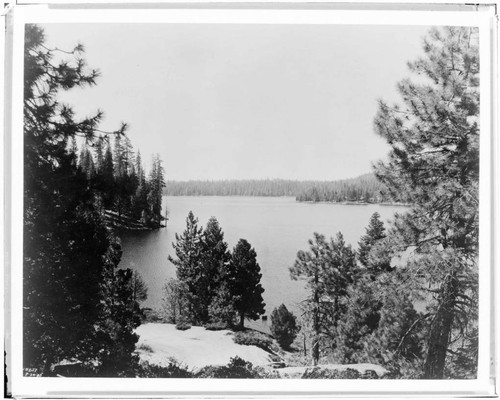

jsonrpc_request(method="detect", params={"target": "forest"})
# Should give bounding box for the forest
[165,174,394,203]
[23,24,164,377]
[21,24,479,381]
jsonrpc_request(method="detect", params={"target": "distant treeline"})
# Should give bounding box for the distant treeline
[165,174,394,203]
[295,174,392,203]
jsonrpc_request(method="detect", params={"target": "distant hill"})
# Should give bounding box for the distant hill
[164,174,394,203]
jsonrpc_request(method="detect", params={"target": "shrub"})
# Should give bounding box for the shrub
[205,321,230,331]
[137,360,193,378]
[195,356,262,378]
[270,304,300,349]
[175,321,192,331]
[233,331,273,353]
[137,343,153,353]
[301,367,380,379]
[142,308,163,323]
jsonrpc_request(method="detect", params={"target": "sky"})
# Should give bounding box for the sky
[39,23,431,181]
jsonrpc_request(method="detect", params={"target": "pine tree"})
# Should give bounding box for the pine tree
[357,212,388,273]
[201,217,231,323]
[168,211,205,322]
[373,27,479,378]
[270,304,300,349]
[147,154,166,227]
[23,24,139,376]
[101,143,115,209]
[227,239,265,329]
[290,232,357,365]
[94,136,104,173]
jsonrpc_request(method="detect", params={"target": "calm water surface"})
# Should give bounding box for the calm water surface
[119,196,406,320]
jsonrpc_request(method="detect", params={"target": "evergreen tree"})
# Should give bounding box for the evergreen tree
[94,136,104,173]
[168,211,205,322]
[270,304,300,349]
[130,270,148,304]
[358,212,385,266]
[227,239,265,329]
[101,143,115,209]
[113,134,125,177]
[290,232,357,365]
[23,24,139,376]
[147,154,166,226]
[373,27,479,378]
[196,217,231,323]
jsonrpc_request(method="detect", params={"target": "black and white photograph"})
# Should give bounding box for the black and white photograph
[3,3,496,397]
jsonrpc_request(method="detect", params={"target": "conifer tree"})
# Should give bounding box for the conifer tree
[373,27,479,378]
[290,232,356,365]
[358,212,386,267]
[227,239,265,329]
[169,211,204,322]
[94,136,104,173]
[23,24,140,376]
[201,217,231,323]
[270,304,299,349]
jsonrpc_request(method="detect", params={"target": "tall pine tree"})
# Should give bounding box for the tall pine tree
[23,24,141,376]
[290,232,357,365]
[226,239,265,329]
[373,27,479,378]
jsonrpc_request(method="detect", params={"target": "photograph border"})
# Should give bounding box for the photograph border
[3,2,497,397]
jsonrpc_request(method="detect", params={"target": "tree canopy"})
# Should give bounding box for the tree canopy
[23,24,148,376]
[373,27,480,378]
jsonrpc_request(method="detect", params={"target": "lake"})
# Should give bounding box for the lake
[119,196,405,324]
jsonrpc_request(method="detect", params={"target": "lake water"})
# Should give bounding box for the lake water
[119,196,405,322]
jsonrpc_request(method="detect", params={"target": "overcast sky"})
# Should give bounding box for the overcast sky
[40,23,431,181]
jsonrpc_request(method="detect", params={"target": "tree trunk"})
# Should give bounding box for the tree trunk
[312,270,320,366]
[239,312,245,329]
[423,273,458,379]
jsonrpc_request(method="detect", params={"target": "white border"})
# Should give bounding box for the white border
[5,4,496,397]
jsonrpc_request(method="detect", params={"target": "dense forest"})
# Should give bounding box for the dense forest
[165,174,394,203]
[72,136,166,229]
[23,24,162,377]
[21,24,480,381]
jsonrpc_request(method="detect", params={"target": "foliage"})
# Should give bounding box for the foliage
[175,321,192,331]
[169,214,266,328]
[289,232,357,365]
[357,212,387,271]
[207,283,237,327]
[204,321,231,331]
[165,174,392,204]
[130,270,148,303]
[198,217,232,323]
[137,343,153,353]
[373,27,479,378]
[168,211,205,323]
[162,278,190,324]
[233,331,274,353]
[270,304,300,350]
[23,24,143,376]
[141,308,163,323]
[195,356,262,379]
[137,360,193,378]
[226,239,266,328]
[301,367,380,379]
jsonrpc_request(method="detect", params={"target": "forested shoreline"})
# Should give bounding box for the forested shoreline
[165,174,395,204]
[71,135,167,230]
